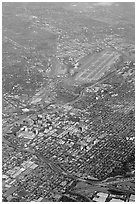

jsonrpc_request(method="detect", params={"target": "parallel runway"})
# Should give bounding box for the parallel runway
[77,52,108,79]
[91,54,119,80]
[76,50,120,82]
[87,53,114,78]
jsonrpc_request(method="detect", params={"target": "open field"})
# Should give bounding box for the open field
[29,50,121,105]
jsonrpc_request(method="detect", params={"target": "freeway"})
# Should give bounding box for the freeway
[4,36,30,53]
[67,76,105,105]
[99,177,135,186]
[34,149,99,183]
[3,136,135,190]
[3,137,101,184]
[3,97,19,109]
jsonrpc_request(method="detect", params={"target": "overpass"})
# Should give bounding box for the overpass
[3,137,134,189]
[3,137,100,184]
